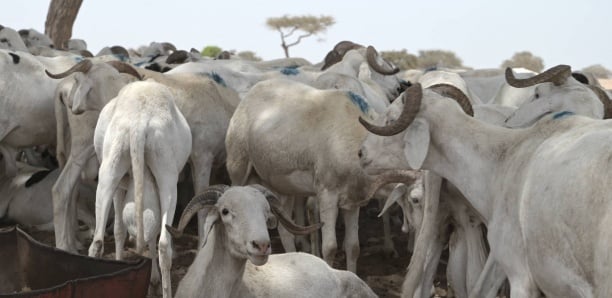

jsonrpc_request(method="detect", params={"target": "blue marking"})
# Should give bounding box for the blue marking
[280,67,300,76]
[113,54,129,62]
[207,72,227,87]
[134,61,146,67]
[553,111,575,120]
[348,91,370,114]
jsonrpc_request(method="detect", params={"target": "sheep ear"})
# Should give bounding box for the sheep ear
[504,98,553,128]
[200,211,219,248]
[378,184,408,217]
[403,119,429,169]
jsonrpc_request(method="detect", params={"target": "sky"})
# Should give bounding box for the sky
[2,0,611,70]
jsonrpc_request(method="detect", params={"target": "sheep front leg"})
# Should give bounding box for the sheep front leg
[277,195,297,252]
[342,207,360,273]
[319,189,339,268]
[189,153,213,247]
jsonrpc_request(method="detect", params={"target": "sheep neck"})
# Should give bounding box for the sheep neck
[190,223,246,296]
[420,100,519,223]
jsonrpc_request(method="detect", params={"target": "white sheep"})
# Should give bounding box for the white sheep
[167,184,378,298]
[89,80,192,298]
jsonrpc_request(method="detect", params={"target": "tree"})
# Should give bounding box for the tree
[417,50,463,69]
[582,64,612,79]
[500,51,544,72]
[201,45,222,58]
[266,14,335,58]
[237,51,262,61]
[45,0,83,49]
[381,49,418,70]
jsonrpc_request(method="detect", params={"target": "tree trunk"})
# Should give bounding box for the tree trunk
[45,0,83,49]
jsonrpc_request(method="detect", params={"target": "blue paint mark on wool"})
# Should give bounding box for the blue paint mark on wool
[348,91,370,114]
[207,72,227,88]
[280,67,300,76]
[553,111,575,119]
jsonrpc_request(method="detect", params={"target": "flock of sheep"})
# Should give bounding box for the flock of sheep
[0,25,611,298]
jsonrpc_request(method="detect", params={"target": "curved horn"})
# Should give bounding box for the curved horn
[110,45,129,58]
[428,84,474,116]
[166,50,188,64]
[106,61,143,80]
[505,64,572,88]
[79,50,94,58]
[166,184,229,238]
[359,83,423,136]
[587,85,612,119]
[366,46,400,75]
[161,42,177,53]
[361,170,421,206]
[321,50,342,71]
[249,184,323,235]
[45,59,93,79]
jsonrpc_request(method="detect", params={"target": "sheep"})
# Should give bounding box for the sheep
[167,184,377,298]
[225,78,415,273]
[45,59,142,252]
[89,80,192,298]
[359,81,612,297]
[44,59,241,252]
[0,156,95,232]
[504,65,612,127]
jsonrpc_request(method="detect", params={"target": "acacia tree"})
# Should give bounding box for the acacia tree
[417,50,463,69]
[266,15,335,58]
[501,51,544,72]
[381,49,418,70]
[45,0,83,49]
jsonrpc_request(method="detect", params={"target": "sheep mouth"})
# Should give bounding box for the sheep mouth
[247,252,270,266]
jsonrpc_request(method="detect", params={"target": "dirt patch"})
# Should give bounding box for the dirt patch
[9,200,449,297]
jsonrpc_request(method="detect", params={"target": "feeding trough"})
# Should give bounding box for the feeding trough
[0,226,151,298]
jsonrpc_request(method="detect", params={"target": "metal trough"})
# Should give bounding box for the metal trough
[0,226,151,298]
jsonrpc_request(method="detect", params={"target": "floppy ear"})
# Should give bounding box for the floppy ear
[504,97,553,128]
[378,184,408,217]
[200,211,220,248]
[403,118,430,169]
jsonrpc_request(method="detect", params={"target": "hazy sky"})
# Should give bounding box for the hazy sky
[2,0,610,70]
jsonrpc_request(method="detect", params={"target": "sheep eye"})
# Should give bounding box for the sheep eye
[221,208,229,216]
[534,93,540,99]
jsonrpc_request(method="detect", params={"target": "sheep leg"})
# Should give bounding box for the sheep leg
[319,189,339,268]
[447,230,468,298]
[277,195,297,252]
[416,234,445,298]
[306,196,321,257]
[113,189,128,260]
[380,199,399,258]
[89,150,129,258]
[152,173,178,298]
[342,206,360,273]
[468,256,506,298]
[52,146,94,252]
[189,153,213,247]
[293,197,311,253]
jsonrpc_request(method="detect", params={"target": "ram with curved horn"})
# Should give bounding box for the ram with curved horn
[360,81,612,297]
[170,184,376,298]
[504,64,612,128]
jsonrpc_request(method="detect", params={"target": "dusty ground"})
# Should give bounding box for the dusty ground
[9,200,450,298]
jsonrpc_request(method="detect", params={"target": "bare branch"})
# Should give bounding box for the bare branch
[286,32,313,48]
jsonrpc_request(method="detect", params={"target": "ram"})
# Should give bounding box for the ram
[167,184,377,298]
[359,79,612,297]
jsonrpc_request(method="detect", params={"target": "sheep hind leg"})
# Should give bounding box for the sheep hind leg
[89,154,129,258]
[293,197,311,253]
[189,153,213,248]
[113,188,128,260]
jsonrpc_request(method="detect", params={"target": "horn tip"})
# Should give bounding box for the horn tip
[165,224,183,238]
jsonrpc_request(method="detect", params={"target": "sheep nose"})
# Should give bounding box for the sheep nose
[357,149,363,159]
[251,240,270,254]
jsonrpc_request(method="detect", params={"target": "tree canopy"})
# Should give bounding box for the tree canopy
[500,51,544,72]
[266,14,335,58]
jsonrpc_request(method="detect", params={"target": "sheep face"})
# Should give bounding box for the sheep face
[215,187,276,266]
